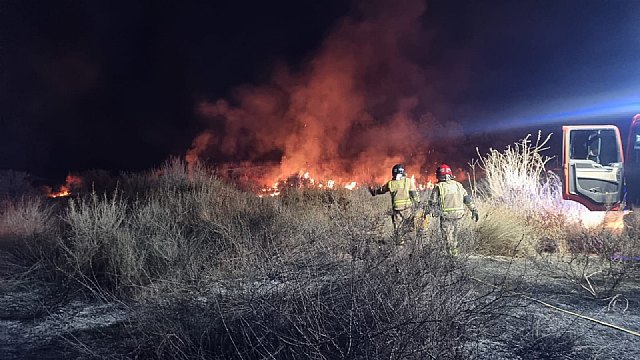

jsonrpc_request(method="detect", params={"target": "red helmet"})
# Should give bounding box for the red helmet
[436,163,453,182]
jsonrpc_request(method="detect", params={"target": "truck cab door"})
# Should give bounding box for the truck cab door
[625,115,640,207]
[563,125,624,211]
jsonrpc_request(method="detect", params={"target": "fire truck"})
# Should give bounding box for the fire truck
[562,114,640,211]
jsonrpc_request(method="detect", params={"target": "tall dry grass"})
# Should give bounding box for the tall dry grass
[472,132,557,210]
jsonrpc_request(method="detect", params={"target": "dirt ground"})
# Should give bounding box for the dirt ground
[2,249,640,359]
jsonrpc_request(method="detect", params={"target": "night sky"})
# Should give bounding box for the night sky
[1,0,639,179]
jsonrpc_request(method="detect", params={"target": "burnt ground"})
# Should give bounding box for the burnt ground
[0,251,130,359]
[1,250,640,359]
[468,255,640,359]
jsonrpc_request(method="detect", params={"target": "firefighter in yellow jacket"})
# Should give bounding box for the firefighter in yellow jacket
[428,163,478,256]
[369,164,420,234]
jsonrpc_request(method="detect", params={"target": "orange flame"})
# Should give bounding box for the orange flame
[254,168,435,198]
[47,174,83,198]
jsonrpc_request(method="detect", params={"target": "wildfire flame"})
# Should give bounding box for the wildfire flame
[255,169,434,198]
[48,186,71,198]
[256,169,357,197]
[344,181,357,190]
[47,174,83,198]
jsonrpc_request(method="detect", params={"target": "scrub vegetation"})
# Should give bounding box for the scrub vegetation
[1,135,640,359]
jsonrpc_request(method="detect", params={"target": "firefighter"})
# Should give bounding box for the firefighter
[369,164,420,238]
[427,163,479,256]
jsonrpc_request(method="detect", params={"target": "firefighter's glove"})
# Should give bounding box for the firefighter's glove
[471,209,479,222]
[368,187,376,196]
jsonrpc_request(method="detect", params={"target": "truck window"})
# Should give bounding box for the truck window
[569,129,620,166]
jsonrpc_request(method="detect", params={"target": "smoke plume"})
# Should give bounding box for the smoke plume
[188,0,468,185]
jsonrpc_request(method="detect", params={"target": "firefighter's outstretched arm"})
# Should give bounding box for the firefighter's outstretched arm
[369,183,389,196]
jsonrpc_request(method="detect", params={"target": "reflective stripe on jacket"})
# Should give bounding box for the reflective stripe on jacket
[431,180,466,219]
[387,177,417,211]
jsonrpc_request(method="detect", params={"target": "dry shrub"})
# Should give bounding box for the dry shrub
[509,314,584,359]
[131,246,505,360]
[528,209,572,254]
[0,196,58,267]
[86,157,218,200]
[565,227,613,254]
[473,202,535,257]
[52,159,250,295]
[624,210,640,243]
[72,169,117,196]
[277,187,389,257]
[52,159,392,297]
[330,188,391,255]
[0,196,53,238]
[58,192,141,296]
[55,178,253,295]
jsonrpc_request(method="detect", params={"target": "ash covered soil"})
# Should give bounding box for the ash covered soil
[467,255,640,359]
[2,249,640,359]
[0,251,129,359]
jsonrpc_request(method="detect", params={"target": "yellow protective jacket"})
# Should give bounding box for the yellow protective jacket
[428,180,475,219]
[376,177,419,211]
